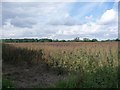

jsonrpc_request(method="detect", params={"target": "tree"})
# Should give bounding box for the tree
[53,39,58,42]
[115,38,120,41]
[83,38,90,42]
[92,39,98,42]
[74,37,80,42]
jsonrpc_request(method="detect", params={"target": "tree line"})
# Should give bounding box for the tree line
[1,38,120,43]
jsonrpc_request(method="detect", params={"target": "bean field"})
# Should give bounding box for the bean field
[2,42,119,88]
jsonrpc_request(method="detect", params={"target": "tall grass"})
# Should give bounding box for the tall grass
[2,43,43,65]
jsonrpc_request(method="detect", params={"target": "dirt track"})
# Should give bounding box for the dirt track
[3,61,67,88]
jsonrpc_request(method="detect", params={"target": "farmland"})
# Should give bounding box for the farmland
[2,42,119,88]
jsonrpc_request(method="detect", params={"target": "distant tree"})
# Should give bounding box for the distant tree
[74,37,80,42]
[105,39,112,42]
[83,38,90,42]
[53,39,59,42]
[115,38,120,41]
[67,40,73,42]
[91,39,98,42]
[60,40,66,42]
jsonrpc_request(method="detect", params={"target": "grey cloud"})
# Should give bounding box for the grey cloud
[2,2,44,27]
[22,32,46,38]
[2,2,70,27]
[3,2,80,28]
[10,17,37,28]
[48,15,81,26]
[49,20,81,26]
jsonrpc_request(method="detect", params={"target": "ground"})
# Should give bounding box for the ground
[3,61,67,88]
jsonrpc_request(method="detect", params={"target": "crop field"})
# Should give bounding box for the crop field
[2,42,119,88]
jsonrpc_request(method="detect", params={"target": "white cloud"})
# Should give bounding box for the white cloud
[2,19,118,40]
[98,9,117,25]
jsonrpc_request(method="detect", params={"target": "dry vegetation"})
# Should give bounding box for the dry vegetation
[2,42,119,88]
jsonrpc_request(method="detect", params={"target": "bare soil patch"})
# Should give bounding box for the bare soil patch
[3,61,67,88]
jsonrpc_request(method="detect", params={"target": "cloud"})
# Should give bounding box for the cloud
[85,15,93,20]
[98,9,117,25]
[2,19,118,40]
[48,14,81,26]
[2,2,118,40]
[10,16,37,28]
[2,2,72,27]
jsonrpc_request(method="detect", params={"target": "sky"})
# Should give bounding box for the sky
[1,0,119,40]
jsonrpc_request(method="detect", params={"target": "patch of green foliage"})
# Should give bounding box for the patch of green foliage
[82,66,118,88]
[54,66,118,88]
[2,78,16,89]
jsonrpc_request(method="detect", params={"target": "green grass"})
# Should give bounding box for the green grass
[54,66,118,88]
[2,78,16,89]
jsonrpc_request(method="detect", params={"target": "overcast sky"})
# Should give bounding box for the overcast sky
[1,0,118,40]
